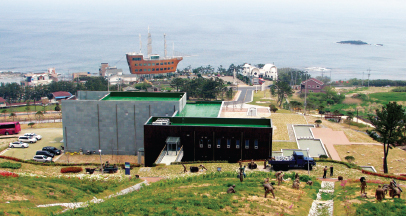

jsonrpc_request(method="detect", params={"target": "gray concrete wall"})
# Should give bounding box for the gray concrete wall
[62,98,184,155]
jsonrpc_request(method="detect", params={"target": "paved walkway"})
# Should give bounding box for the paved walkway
[308,181,334,216]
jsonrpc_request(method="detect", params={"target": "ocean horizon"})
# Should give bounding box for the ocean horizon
[1,0,406,81]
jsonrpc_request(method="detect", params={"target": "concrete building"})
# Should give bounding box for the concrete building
[72,72,91,80]
[301,78,325,93]
[62,91,187,155]
[242,63,278,80]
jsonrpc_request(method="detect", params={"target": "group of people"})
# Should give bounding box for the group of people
[373,178,403,201]
[322,165,334,179]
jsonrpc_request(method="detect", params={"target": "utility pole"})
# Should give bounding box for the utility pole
[304,71,308,115]
[321,69,324,78]
[367,68,371,88]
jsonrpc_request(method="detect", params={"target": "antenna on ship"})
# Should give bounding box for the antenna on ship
[147,26,152,56]
[164,33,167,58]
[139,34,142,54]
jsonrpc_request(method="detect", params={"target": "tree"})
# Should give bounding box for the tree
[9,112,16,121]
[28,122,35,128]
[55,103,61,112]
[367,102,406,173]
[1,109,7,121]
[318,105,325,118]
[344,156,355,163]
[25,101,31,117]
[315,120,322,127]
[346,111,354,128]
[270,80,293,107]
[269,104,278,113]
[35,111,44,121]
[170,78,184,92]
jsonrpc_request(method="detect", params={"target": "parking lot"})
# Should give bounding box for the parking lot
[2,128,63,160]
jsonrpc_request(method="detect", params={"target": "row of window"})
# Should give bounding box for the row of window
[135,67,174,72]
[307,85,320,88]
[135,62,175,66]
[199,139,259,149]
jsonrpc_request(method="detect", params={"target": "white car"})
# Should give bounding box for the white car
[9,141,29,148]
[24,133,42,140]
[18,136,37,143]
[33,155,52,162]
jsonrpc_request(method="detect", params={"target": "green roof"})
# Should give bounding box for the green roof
[101,92,184,101]
[147,116,272,128]
[176,102,222,118]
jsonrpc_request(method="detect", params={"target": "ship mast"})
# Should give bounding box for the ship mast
[147,26,152,56]
[164,33,167,58]
[139,34,142,54]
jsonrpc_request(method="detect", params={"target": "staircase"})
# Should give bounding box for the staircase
[160,151,178,165]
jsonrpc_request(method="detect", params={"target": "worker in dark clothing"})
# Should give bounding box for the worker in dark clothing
[330,165,334,177]
[199,164,207,171]
[323,166,328,179]
[182,164,187,173]
[264,160,267,169]
[227,185,236,194]
[375,185,384,201]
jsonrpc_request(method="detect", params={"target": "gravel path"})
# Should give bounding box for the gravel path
[37,180,148,211]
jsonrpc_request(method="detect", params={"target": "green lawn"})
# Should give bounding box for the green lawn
[0,175,141,215]
[0,104,60,114]
[60,172,320,216]
[369,92,406,103]
[272,142,298,151]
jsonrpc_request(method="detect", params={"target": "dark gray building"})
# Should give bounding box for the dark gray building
[62,91,186,155]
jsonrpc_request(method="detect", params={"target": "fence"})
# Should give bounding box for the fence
[0,116,62,124]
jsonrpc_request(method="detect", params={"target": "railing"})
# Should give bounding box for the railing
[154,144,167,164]
[175,145,183,162]
[0,116,62,124]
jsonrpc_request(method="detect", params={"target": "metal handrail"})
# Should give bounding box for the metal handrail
[175,145,183,162]
[154,144,167,164]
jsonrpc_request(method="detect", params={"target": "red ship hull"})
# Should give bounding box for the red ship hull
[126,54,183,75]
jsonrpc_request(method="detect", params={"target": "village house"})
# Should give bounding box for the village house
[300,78,325,93]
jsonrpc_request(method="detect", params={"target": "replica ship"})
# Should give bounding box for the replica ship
[126,29,183,75]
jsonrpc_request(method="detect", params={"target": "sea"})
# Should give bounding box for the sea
[1,0,406,82]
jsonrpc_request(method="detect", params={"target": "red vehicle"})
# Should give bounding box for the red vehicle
[0,122,21,135]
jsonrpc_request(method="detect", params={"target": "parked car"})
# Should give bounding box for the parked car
[9,141,29,148]
[18,136,37,143]
[42,146,61,155]
[36,150,54,158]
[33,155,52,162]
[24,133,42,140]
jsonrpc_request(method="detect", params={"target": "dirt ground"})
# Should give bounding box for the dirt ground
[56,154,144,164]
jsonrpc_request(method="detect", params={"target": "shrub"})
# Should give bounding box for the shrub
[0,162,22,169]
[61,167,83,173]
[0,171,18,177]
[344,156,355,163]
[319,155,328,159]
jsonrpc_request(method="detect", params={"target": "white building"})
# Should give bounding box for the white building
[21,68,58,86]
[241,63,278,80]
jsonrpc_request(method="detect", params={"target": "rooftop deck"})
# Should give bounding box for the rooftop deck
[101,92,184,101]
[147,116,272,128]
[176,102,222,118]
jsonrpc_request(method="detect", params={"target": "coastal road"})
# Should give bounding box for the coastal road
[224,86,257,106]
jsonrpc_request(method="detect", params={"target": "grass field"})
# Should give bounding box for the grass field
[248,90,292,113]
[333,180,406,216]
[271,113,307,140]
[2,128,63,160]
[272,142,298,151]
[334,145,406,174]
[0,174,141,215]
[60,172,320,216]
[20,122,62,130]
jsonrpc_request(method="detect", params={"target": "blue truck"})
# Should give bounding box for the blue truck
[269,151,316,171]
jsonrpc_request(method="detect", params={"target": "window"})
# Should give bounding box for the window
[245,140,249,149]
[217,139,221,148]
[148,69,151,71]
[208,139,211,148]
[160,68,163,71]
[148,64,151,66]
[135,69,138,72]
[236,140,240,149]
[144,63,147,66]
[168,67,170,70]
[171,67,174,69]
[312,85,315,88]
[152,68,155,71]
[134,63,138,66]
[199,139,203,148]
[308,85,311,88]
[316,85,320,88]
[132,58,141,61]
[164,62,167,65]
[172,62,174,64]
[139,69,143,72]
[227,139,231,148]
[164,68,167,70]
[254,139,258,149]
[160,63,163,65]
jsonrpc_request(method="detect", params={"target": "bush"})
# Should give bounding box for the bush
[344,156,355,163]
[61,167,83,173]
[0,162,22,169]
[355,197,406,215]
[319,155,328,159]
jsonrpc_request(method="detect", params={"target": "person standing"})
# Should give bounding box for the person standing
[375,185,384,201]
[323,166,328,179]
[330,165,334,177]
[182,164,187,173]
